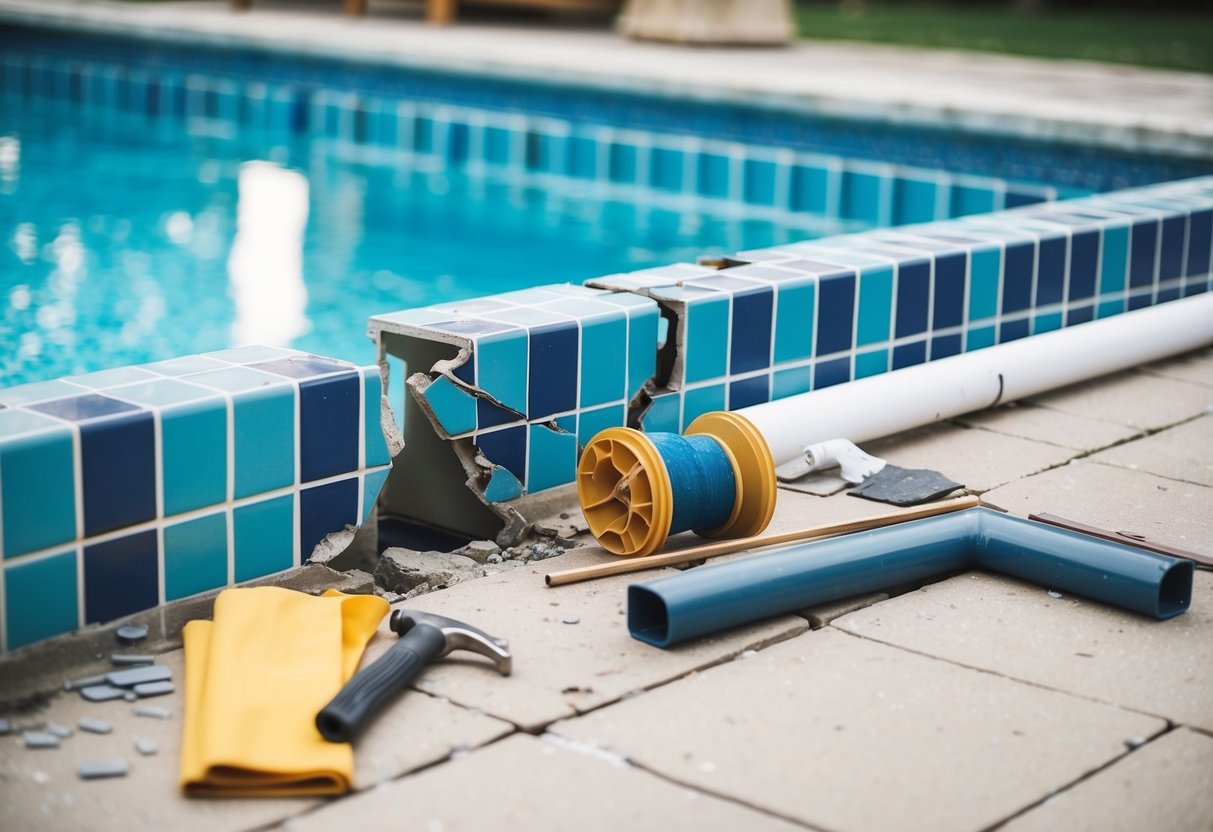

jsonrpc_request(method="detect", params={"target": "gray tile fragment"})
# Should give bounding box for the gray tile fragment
[22,731,60,749]
[106,665,171,688]
[47,723,73,739]
[78,718,113,735]
[80,685,127,702]
[133,681,175,698]
[77,759,129,780]
[116,624,149,643]
[65,673,108,691]
[132,705,171,719]
[134,738,158,756]
[111,654,155,666]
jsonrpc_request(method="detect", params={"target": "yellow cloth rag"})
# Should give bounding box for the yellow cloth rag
[179,586,389,796]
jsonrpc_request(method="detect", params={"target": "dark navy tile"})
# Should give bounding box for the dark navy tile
[1157,286,1182,303]
[1183,281,1208,297]
[1159,215,1186,281]
[299,371,359,482]
[1000,318,1031,343]
[447,121,469,163]
[728,375,770,409]
[28,393,140,422]
[299,477,358,563]
[477,397,523,430]
[816,272,856,356]
[1185,209,1212,277]
[892,342,926,370]
[84,530,158,625]
[813,357,851,390]
[1068,230,1099,301]
[895,258,930,337]
[930,333,962,360]
[528,322,578,419]
[932,252,966,329]
[1035,235,1066,306]
[1129,221,1158,288]
[1066,305,1095,325]
[451,359,475,386]
[729,284,774,373]
[476,425,527,482]
[1005,190,1047,209]
[252,354,355,379]
[81,410,155,537]
[1001,242,1035,314]
[1128,293,1153,310]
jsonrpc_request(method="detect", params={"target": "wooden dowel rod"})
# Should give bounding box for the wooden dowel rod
[545,494,980,587]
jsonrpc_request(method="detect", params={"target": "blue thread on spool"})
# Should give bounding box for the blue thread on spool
[648,433,736,534]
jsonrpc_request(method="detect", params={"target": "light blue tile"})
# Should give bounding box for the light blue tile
[772,365,812,399]
[204,345,298,364]
[66,367,159,389]
[579,312,627,408]
[109,378,217,408]
[162,398,227,516]
[5,549,78,649]
[643,392,681,434]
[477,328,528,416]
[966,326,997,350]
[232,385,296,499]
[233,494,294,583]
[164,512,228,601]
[682,385,726,430]
[681,292,730,383]
[855,350,889,379]
[968,245,1001,321]
[0,379,83,406]
[772,279,815,363]
[422,374,477,437]
[142,355,229,377]
[362,368,391,467]
[527,422,577,492]
[1,424,77,558]
[362,467,391,523]
[576,403,626,451]
[1099,223,1130,297]
[856,267,893,346]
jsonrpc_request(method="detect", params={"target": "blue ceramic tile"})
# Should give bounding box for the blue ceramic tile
[608,142,638,184]
[681,291,730,383]
[772,364,812,399]
[1097,298,1126,319]
[855,350,888,379]
[5,549,78,649]
[1068,230,1099,301]
[450,357,475,386]
[813,357,851,390]
[485,126,512,163]
[892,341,926,370]
[1035,235,1066,306]
[361,467,391,523]
[721,281,774,374]
[816,272,855,357]
[729,375,769,409]
[790,163,830,214]
[650,146,684,191]
[413,115,434,153]
[1005,189,1048,208]
[233,494,294,581]
[643,392,681,434]
[476,327,528,421]
[682,384,726,430]
[232,384,295,499]
[891,256,929,338]
[476,425,527,483]
[67,367,159,390]
[968,245,1001,321]
[528,321,578,419]
[205,345,296,365]
[447,121,470,163]
[1127,292,1152,310]
[772,278,815,363]
[251,354,354,380]
[567,134,597,178]
[28,393,141,422]
[1100,224,1130,296]
[579,312,627,408]
[80,409,155,537]
[362,368,391,467]
[299,477,358,565]
[477,398,524,431]
[697,151,730,199]
[1067,305,1095,325]
[162,398,226,517]
[1000,318,1031,343]
[84,530,158,625]
[164,512,227,601]
[967,326,996,350]
[1,421,76,558]
[576,403,625,451]
[1159,215,1186,281]
[855,267,893,346]
[744,158,777,206]
[893,176,938,224]
[485,468,523,502]
[950,184,996,217]
[0,378,82,406]
[931,333,963,360]
[933,252,966,329]
[841,170,882,224]
[527,422,577,492]
[1129,221,1158,288]
[422,374,477,437]
[1001,242,1035,314]
[1185,209,1212,276]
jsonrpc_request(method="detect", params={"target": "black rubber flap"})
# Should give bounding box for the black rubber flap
[848,464,963,506]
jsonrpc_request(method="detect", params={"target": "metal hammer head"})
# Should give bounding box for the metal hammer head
[389,609,512,676]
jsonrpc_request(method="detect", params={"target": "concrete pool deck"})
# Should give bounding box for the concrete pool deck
[2,2,1212,829]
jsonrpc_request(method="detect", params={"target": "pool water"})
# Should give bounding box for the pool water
[0,96,840,387]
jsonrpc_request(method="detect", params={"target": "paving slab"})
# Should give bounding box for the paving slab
[983,460,1213,558]
[957,402,1141,452]
[287,733,810,832]
[369,548,808,732]
[834,571,1213,731]
[999,728,1213,832]
[1024,372,1213,432]
[552,628,1165,832]
[0,647,513,832]
[1138,346,1213,389]
[1088,415,1213,488]
[864,421,1076,493]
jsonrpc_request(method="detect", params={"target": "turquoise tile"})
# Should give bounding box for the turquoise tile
[1097,299,1126,319]
[1099,223,1130,296]
[841,170,883,224]
[643,392,681,433]
[771,364,812,400]
[576,403,625,451]
[527,421,577,492]
[772,279,815,363]
[681,291,730,383]
[894,176,938,224]
[164,512,228,601]
[579,311,627,407]
[790,163,830,214]
[4,549,77,649]
[476,328,528,416]
[1,422,76,558]
[626,304,659,400]
[855,350,889,379]
[966,326,997,350]
[232,385,296,499]
[682,384,726,430]
[362,367,391,467]
[743,158,777,206]
[233,494,294,583]
[1033,312,1063,334]
[485,467,523,502]
[422,374,477,436]
[968,245,1002,321]
[361,467,391,523]
[856,267,893,346]
[162,398,227,516]
[950,184,997,217]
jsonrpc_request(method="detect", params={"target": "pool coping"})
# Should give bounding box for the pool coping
[2,0,1212,162]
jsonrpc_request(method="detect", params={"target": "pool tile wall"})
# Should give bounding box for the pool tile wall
[0,347,391,652]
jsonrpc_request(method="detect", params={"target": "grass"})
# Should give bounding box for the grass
[794,2,1213,74]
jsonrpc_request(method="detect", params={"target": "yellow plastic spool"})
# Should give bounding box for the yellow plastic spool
[576,411,777,557]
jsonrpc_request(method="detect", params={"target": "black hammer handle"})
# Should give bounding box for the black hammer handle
[315,622,446,743]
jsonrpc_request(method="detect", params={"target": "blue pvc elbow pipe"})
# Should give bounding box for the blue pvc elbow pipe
[628,508,1194,648]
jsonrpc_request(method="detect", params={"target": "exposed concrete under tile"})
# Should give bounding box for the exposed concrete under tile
[997,728,1213,832]
[957,401,1141,452]
[552,628,1166,832]
[1088,415,1213,488]
[1024,371,1213,432]
[834,571,1213,731]
[287,733,812,832]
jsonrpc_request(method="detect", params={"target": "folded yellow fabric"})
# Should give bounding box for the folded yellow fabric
[180,587,389,797]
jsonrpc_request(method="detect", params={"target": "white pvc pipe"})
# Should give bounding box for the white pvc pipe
[740,294,1213,465]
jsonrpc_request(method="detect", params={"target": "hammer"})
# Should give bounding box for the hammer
[316,609,511,743]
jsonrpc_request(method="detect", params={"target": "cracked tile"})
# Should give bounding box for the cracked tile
[1088,415,1213,488]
